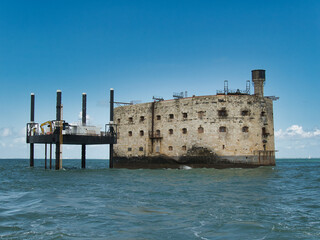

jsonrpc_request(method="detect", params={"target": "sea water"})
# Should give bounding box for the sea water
[0,159,319,239]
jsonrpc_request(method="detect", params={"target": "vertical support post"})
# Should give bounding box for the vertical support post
[55,90,62,170]
[45,143,47,169]
[50,144,52,169]
[30,93,35,167]
[81,93,86,169]
[109,88,114,168]
[151,102,155,153]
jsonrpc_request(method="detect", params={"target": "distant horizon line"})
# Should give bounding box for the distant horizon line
[1,158,319,160]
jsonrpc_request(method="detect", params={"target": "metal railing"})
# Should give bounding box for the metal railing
[27,122,117,139]
[104,123,117,138]
[254,150,276,164]
[217,89,250,95]
[26,123,40,136]
[148,131,163,139]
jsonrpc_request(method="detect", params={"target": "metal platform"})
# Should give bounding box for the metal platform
[27,127,117,145]
[27,89,116,170]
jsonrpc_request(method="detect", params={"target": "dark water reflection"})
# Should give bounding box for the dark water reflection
[0,159,319,239]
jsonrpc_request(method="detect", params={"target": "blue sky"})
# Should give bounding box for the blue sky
[0,0,319,159]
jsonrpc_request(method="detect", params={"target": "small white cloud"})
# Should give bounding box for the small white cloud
[1,128,12,137]
[276,125,320,139]
[19,127,26,137]
[274,129,283,138]
[13,137,25,144]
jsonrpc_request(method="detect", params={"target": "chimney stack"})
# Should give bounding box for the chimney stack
[252,69,265,97]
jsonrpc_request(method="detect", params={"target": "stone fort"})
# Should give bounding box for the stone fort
[113,69,276,168]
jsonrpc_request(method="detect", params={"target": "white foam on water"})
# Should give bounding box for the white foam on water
[181,165,192,170]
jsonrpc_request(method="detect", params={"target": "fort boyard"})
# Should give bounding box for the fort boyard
[113,70,277,169]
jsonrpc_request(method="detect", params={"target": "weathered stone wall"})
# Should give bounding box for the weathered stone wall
[113,94,275,167]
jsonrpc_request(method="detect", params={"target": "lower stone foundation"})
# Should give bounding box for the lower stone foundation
[113,155,275,169]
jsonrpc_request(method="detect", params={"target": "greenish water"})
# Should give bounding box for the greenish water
[0,159,319,239]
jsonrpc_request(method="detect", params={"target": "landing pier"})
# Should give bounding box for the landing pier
[26,89,117,169]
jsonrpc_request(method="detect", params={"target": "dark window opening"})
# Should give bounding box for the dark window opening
[198,126,204,133]
[182,128,187,134]
[261,111,266,117]
[169,114,174,119]
[222,145,225,149]
[140,116,145,122]
[140,130,144,136]
[241,110,249,116]
[262,127,268,137]
[183,113,188,118]
[128,117,133,123]
[156,130,161,137]
[128,147,132,152]
[156,115,161,120]
[139,147,143,151]
[169,129,173,135]
[128,131,132,136]
[182,146,187,151]
[117,118,121,124]
[242,126,249,132]
[168,146,173,151]
[263,144,266,151]
[218,109,228,117]
[219,126,226,132]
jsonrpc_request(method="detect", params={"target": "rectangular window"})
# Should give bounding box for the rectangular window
[242,126,249,132]
[241,110,249,116]
[183,113,187,118]
[169,114,174,119]
[218,109,227,117]
[139,147,143,151]
[219,126,226,132]
[128,147,132,151]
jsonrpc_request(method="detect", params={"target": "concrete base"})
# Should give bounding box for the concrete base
[113,155,275,169]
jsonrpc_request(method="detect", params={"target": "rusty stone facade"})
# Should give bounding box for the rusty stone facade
[113,70,276,168]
